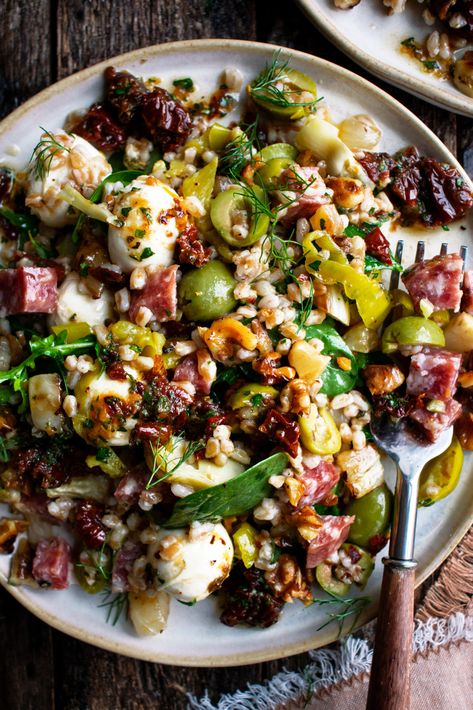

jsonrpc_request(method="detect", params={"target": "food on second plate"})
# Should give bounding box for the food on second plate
[333,0,473,97]
[0,53,472,637]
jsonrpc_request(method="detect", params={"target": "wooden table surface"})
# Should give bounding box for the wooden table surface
[1,1,472,708]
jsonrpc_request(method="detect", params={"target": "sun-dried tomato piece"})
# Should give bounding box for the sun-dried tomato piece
[104,66,147,125]
[258,408,300,458]
[220,565,284,628]
[357,151,395,188]
[71,102,126,151]
[176,224,213,267]
[364,227,392,265]
[139,376,193,429]
[253,353,295,385]
[75,500,107,549]
[133,421,172,443]
[140,88,192,151]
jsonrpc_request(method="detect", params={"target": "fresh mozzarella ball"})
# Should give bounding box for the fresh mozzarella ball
[25,130,111,228]
[73,364,143,446]
[49,272,115,328]
[108,175,188,273]
[155,522,233,602]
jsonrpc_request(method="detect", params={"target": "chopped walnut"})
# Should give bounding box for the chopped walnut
[290,505,324,542]
[279,379,311,415]
[264,553,312,603]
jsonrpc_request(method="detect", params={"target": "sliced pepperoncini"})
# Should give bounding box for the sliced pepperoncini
[51,322,93,342]
[233,522,258,568]
[229,384,278,410]
[299,404,341,455]
[418,435,463,507]
[182,157,218,212]
[109,320,165,357]
[319,260,391,329]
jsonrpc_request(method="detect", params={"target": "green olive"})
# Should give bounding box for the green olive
[74,548,111,594]
[178,260,237,321]
[315,543,374,595]
[345,484,393,550]
[210,185,270,247]
[255,158,294,189]
[256,143,298,163]
[249,67,317,120]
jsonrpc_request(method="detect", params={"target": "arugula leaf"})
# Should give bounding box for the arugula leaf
[364,254,402,274]
[305,321,359,397]
[71,169,142,242]
[163,452,288,528]
[0,332,95,411]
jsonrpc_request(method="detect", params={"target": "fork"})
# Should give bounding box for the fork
[365,240,467,710]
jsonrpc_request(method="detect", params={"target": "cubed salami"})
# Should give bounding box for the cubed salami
[306,514,355,568]
[401,254,463,313]
[406,346,461,400]
[129,265,178,323]
[173,349,215,395]
[298,461,340,508]
[279,167,330,225]
[111,540,145,593]
[0,267,58,316]
[114,467,148,506]
[32,536,71,589]
[409,398,462,442]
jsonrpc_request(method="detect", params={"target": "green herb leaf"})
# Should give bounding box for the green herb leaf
[305,321,359,397]
[173,77,194,91]
[364,254,403,274]
[163,452,288,527]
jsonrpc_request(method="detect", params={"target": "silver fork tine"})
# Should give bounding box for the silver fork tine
[440,242,448,255]
[415,240,425,262]
[390,240,404,289]
[460,245,468,270]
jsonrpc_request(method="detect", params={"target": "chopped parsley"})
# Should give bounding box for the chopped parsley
[172,77,194,91]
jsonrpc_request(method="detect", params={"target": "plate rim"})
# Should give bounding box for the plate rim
[296,0,473,118]
[0,37,472,667]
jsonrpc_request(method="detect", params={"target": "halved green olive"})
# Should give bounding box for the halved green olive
[315,543,374,596]
[256,143,298,163]
[206,123,233,151]
[345,484,393,550]
[381,317,445,354]
[316,562,350,596]
[249,68,317,120]
[210,185,270,247]
[256,158,294,189]
[178,260,237,321]
[229,384,278,409]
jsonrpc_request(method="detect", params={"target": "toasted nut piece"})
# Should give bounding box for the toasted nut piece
[325,177,365,210]
[458,372,473,388]
[362,364,405,395]
[203,317,258,362]
[310,204,346,236]
[288,340,330,384]
[291,505,324,542]
[284,477,306,507]
[337,445,384,498]
[455,411,473,450]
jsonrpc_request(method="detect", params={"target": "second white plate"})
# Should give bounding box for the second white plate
[297,0,473,117]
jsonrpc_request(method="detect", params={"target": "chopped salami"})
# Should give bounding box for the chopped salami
[402,254,463,312]
[129,265,178,323]
[306,515,355,568]
[173,350,215,395]
[111,540,144,593]
[114,466,149,506]
[278,167,330,225]
[461,270,473,315]
[0,267,58,316]
[406,346,462,400]
[32,536,71,589]
[409,398,462,442]
[298,461,340,508]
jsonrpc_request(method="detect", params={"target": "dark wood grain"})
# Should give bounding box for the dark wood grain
[0,0,471,708]
[366,565,416,710]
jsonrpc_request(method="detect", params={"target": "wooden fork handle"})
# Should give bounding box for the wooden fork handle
[366,560,416,710]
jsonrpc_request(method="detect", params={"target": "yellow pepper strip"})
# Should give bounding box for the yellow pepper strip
[299,403,342,455]
[319,260,391,329]
[233,523,259,568]
[206,123,233,152]
[418,436,463,507]
[109,320,165,357]
[203,317,258,362]
[51,322,93,343]
[182,157,218,212]
[229,384,278,410]
[86,448,127,478]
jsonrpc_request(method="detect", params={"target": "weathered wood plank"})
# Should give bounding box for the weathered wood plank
[0,589,55,710]
[0,0,52,118]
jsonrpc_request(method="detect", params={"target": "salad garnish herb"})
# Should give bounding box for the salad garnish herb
[250,51,320,112]
[146,435,204,489]
[312,592,371,635]
[31,128,71,180]
[98,589,129,626]
[220,118,260,181]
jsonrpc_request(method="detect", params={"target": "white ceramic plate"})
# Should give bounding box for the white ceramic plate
[0,39,472,667]
[297,0,473,117]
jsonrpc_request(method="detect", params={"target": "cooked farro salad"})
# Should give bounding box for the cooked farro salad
[0,54,472,636]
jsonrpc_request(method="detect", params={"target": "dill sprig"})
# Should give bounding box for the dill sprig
[146,435,204,489]
[250,51,319,112]
[312,593,371,636]
[220,118,259,181]
[98,589,129,626]
[31,128,71,180]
